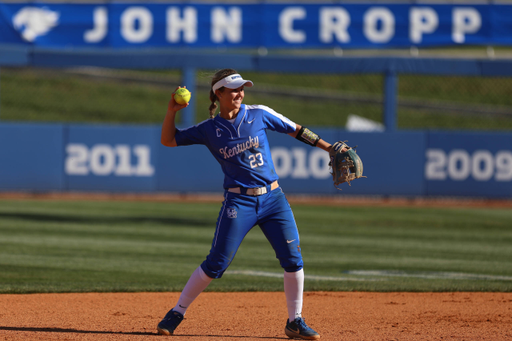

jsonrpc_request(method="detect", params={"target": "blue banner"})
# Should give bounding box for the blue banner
[1,2,511,48]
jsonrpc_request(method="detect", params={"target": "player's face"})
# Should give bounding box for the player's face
[219,85,245,112]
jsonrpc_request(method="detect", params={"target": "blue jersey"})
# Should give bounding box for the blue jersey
[175,104,296,189]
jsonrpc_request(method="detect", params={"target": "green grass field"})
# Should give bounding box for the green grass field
[1,199,511,294]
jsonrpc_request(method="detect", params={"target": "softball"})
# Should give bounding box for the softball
[174,88,191,105]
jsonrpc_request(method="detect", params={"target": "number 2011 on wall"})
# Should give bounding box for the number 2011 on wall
[65,143,154,176]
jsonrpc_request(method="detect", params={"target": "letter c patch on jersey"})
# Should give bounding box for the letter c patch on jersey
[227,207,237,219]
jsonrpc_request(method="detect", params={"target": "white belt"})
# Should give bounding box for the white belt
[228,181,279,196]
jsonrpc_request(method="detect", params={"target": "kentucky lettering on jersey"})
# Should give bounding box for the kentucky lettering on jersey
[174,104,296,189]
[219,136,259,159]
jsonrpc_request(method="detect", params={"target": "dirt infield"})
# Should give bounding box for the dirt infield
[0,292,511,340]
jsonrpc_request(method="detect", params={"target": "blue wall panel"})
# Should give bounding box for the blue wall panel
[266,130,338,195]
[147,129,427,196]
[0,123,511,198]
[267,130,426,195]
[346,131,426,195]
[0,123,64,191]
[155,143,224,193]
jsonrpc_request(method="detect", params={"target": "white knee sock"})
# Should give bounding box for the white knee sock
[284,269,304,322]
[173,266,213,315]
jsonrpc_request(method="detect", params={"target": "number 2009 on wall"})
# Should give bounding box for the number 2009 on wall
[426,149,512,182]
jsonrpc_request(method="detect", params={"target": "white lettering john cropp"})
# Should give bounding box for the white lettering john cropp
[219,136,259,159]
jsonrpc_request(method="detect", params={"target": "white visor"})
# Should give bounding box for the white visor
[212,74,254,92]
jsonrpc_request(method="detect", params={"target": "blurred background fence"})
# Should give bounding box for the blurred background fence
[2,64,512,131]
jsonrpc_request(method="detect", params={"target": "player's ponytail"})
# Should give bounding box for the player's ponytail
[208,93,217,119]
[209,68,238,119]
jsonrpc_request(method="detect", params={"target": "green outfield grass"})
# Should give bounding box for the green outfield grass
[0,199,511,293]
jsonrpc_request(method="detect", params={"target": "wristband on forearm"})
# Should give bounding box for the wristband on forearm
[295,126,320,146]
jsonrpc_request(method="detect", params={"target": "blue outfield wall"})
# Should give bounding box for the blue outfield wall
[0,123,510,198]
[0,123,64,191]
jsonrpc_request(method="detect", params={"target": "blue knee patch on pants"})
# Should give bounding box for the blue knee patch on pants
[200,262,224,279]
[283,264,303,273]
[200,252,235,279]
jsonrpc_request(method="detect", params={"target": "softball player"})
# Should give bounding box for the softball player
[158,69,338,340]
